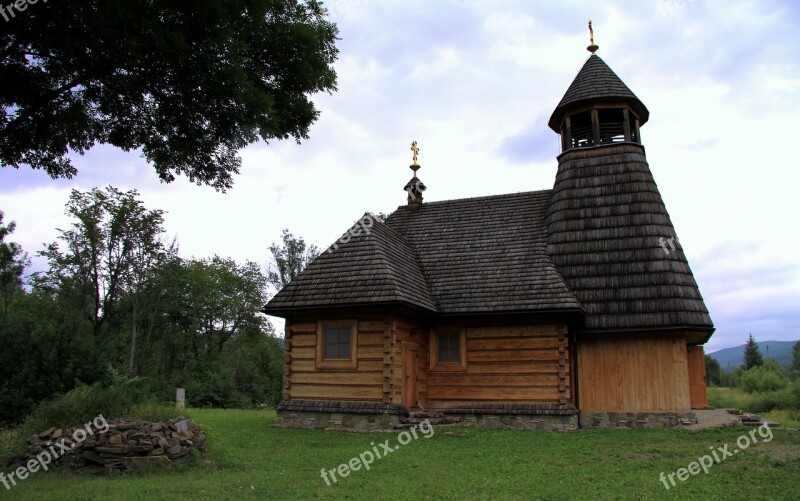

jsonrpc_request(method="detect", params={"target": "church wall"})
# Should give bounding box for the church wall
[425,323,571,410]
[576,331,691,412]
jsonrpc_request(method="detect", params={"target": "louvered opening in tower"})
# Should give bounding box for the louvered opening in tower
[559,106,641,152]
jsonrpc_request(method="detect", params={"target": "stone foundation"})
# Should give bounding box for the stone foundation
[277,410,405,432]
[276,400,407,432]
[579,411,698,429]
[443,412,578,431]
[277,400,580,432]
[438,403,579,431]
[278,401,699,431]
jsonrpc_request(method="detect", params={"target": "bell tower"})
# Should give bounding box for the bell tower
[544,26,714,415]
[545,27,713,338]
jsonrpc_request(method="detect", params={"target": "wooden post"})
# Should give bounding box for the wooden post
[283,319,292,400]
[176,388,185,409]
[622,109,632,142]
[564,116,572,151]
[590,108,600,146]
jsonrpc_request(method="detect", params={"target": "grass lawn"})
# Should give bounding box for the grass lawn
[1,409,799,500]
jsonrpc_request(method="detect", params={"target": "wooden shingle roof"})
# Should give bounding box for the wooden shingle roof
[263,214,436,314]
[546,143,714,332]
[548,54,649,131]
[264,193,584,316]
[386,191,583,314]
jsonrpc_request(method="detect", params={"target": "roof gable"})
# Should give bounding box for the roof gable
[264,214,436,314]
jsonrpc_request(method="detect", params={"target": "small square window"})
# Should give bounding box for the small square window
[316,321,358,370]
[430,328,466,371]
[324,327,351,359]
[438,333,461,362]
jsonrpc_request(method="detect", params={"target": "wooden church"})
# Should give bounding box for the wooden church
[264,36,714,431]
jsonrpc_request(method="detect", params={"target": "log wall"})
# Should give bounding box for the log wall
[426,324,569,409]
[283,318,386,402]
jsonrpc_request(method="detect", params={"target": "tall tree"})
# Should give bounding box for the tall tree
[0,211,29,320]
[267,229,319,291]
[33,187,167,338]
[125,236,177,377]
[164,256,270,357]
[705,355,721,386]
[792,341,800,379]
[1,0,338,190]
[743,334,764,370]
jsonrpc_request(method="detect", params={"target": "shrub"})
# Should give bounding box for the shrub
[739,364,789,394]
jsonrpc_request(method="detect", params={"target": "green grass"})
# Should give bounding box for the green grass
[708,387,752,410]
[1,409,799,500]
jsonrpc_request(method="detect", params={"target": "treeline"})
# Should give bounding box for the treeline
[0,187,296,425]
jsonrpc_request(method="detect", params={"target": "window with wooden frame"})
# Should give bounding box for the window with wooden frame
[430,327,466,371]
[316,320,358,369]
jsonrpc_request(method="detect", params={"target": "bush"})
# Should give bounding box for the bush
[708,380,800,416]
[739,364,789,394]
[747,380,800,413]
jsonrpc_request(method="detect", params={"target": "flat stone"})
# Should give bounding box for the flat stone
[82,450,105,465]
[120,456,174,470]
[96,445,136,454]
[39,427,56,438]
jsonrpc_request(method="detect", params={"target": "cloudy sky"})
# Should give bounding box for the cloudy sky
[1,0,798,352]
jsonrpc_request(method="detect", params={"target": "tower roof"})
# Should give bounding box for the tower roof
[548,54,649,132]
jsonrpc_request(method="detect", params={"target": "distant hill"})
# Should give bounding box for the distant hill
[709,340,797,372]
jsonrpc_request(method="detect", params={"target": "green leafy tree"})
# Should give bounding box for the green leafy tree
[267,229,319,291]
[157,256,281,406]
[124,238,177,377]
[0,211,29,319]
[32,187,167,339]
[792,341,800,379]
[743,334,764,370]
[1,0,338,190]
[705,355,721,387]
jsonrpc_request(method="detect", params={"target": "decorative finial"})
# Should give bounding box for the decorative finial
[410,140,420,173]
[587,20,599,54]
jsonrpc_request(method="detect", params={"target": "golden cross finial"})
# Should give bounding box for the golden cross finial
[410,140,420,167]
[587,20,599,53]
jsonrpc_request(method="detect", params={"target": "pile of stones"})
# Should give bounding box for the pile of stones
[6,416,205,473]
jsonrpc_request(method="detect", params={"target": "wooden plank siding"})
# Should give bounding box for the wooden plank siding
[577,332,690,412]
[425,324,569,409]
[284,319,386,402]
[687,345,708,409]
